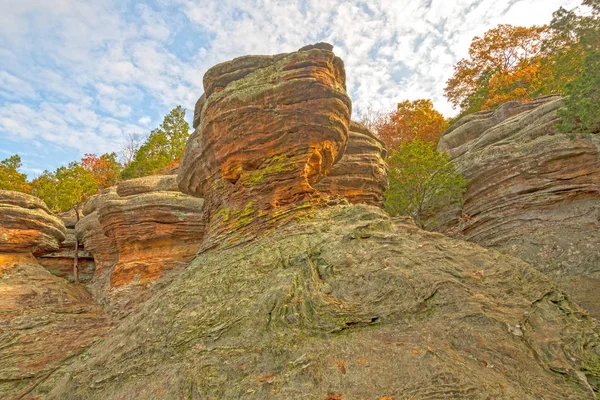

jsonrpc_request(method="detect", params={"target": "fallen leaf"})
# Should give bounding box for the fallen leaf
[338,360,346,375]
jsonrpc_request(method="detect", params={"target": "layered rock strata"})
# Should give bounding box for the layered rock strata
[97,175,205,288]
[438,96,600,318]
[0,190,65,257]
[37,210,95,281]
[315,121,388,207]
[0,191,109,398]
[178,43,352,248]
[33,205,600,399]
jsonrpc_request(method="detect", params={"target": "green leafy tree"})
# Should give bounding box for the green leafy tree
[31,162,97,214]
[121,106,190,179]
[30,162,97,282]
[0,154,31,193]
[550,0,600,133]
[384,139,467,229]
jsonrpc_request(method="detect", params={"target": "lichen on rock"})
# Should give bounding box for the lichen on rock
[438,95,600,319]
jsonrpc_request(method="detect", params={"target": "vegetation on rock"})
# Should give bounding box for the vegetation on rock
[384,138,466,228]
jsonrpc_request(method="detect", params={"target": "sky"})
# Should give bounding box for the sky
[0,0,580,176]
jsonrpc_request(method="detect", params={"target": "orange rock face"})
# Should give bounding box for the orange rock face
[0,191,108,398]
[0,190,65,256]
[0,255,109,398]
[438,96,600,318]
[75,188,120,280]
[178,43,352,247]
[97,176,205,287]
[315,121,388,206]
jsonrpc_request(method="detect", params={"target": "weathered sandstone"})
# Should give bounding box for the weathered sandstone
[315,121,388,206]
[97,177,205,288]
[438,96,600,318]
[0,190,65,256]
[178,43,352,248]
[37,210,95,281]
[34,205,600,399]
[0,192,109,398]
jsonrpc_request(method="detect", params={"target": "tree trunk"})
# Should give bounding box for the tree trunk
[73,207,80,283]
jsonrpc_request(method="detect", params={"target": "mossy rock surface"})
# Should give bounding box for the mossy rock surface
[33,205,599,399]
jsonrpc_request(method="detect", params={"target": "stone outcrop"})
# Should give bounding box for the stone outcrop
[0,191,109,398]
[37,210,95,281]
[178,43,352,248]
[0,190,65,257]
[75,188,120,283]
[438,96,600,318]
[315,121,388,207]
[32,205,600,399]
[97,175,205,288]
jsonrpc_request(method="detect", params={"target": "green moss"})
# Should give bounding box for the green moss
[245,155,295,187]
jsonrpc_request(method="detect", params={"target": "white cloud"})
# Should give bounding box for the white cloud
[138,116,152,125]
[0,0,583,172]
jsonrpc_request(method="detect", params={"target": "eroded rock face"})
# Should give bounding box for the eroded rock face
[37,211,95,281]
[178,43,352,248]
[315,121,388,206]
[0,192,109,399]
[0,190,65,256]
[0,256,109,398]
[75,188,120,281]
[438,96,600,318]
[97,176,205,288]
[34,205,600,399]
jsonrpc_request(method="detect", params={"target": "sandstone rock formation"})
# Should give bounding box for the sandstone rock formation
[315,121,388,206]
[97,175,205,288]
[438,96,600,318]
[37,210,95,281]
[32,205,600,399]
[75,188,120,284]
[0,190,65,257]
[178,43,352,248]
[0,191,108,398]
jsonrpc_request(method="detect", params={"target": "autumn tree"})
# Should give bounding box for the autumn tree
[374,99,448,153]
[81,152,121,190]
[121,106,190,179]
[384,139,466,229]
[0,154,31,193]
[445,24,555,113]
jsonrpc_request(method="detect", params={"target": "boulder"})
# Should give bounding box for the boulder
[0,190,65,256]
[34,205,600,399]
[315,121,388,206]
[438,96,600,318]
[97,177,205,288]
[178,43,352,248]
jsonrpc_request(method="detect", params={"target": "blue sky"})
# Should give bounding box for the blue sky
[0,0,579,176]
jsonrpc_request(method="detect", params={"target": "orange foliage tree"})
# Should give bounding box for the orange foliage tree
[444,24,556,113]
[80,152,121,190]
[375,99,448,153]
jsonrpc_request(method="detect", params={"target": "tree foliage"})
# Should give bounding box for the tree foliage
[30,162,97,213]
[445,24,554,113]
[81,152,121,190]
[121,106,190,179]
[384,139,466,229]
[551,0,600,133]
[0,155,31,193]
[373,99,448,153]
